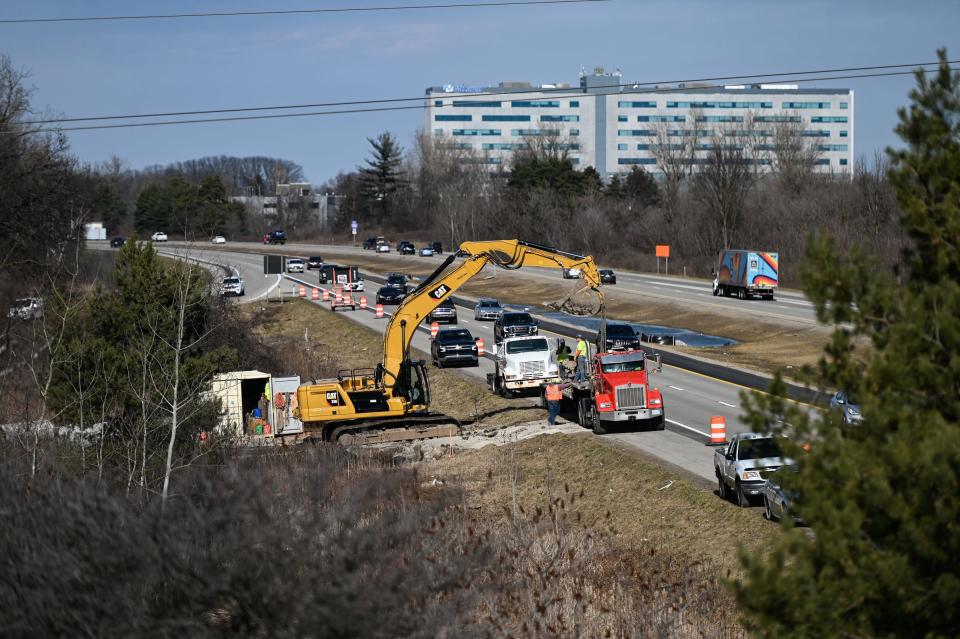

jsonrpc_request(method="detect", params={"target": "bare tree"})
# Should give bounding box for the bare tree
[650,108,705,223]
[768,112,824,193]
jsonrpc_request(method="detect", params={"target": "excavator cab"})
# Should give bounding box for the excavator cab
[393,359,431,412]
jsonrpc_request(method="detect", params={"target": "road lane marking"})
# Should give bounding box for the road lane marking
[666,418,710,438]
[718,401,737,408]
[668,385,685,391]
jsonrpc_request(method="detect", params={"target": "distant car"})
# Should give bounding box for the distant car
[7,297,44,320]
[150,232,168,242]
[376,285,406,305]
[604,322,640,351]
[397,240,415,255]
[761,465,803,524]
[286,258,305,273]
[110,236,125,248]
[376,243,390,253]
[211,235,226,244]
[494,311,538,342]
[829,391,862,426]
[362,237,378,250]
[474,298,503,321]
[427,299,457,324]
[307,256,324,270]
[562,267,581,279]
[385,273,408,290]
[431,328,479,368]
[431,241,443,255]
[599,269,617,284]
[220,276,245,297]
[419,246,434,257]
[265,230,286,245]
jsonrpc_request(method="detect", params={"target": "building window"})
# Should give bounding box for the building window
[482,115,530,121]
[618,129,656,136]
[840,158,849,166]
[667,101,772,109]
[636,144,649,150]
[840,102,849,109]
[782,101,832,109]
[435,114,472,121]
[541,115,580,122]
[510,128,560,136]
[814,159,831,165]
[618,158,657,165]
[453,129,502,136]
[511,100,560,107]
[697,115,744,123]
[840,130,848,138]
[818,144,848,152]
[459,157,502,164]
[755,115,801,123]
[442,142,473,150]
[811,116,848,123]
[570,128,580,136]
[434,100,442,107]
[452,100,502,107]
[618,101,657,108]
[482,143,523,150]
[617,143,628,151]
[618,115,628,122]
[801,130,831,137]
[637,115,686,122]
[570,100,580,107]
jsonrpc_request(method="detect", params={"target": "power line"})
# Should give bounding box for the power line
[22,60,954,126]
[18,67,949,134]
[0,0,609,24]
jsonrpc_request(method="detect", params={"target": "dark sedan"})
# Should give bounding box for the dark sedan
[110,236,125,248]
[431,328,479,367]
[376,286,406,305]
[307,256,324,269]
[600,269,617,284]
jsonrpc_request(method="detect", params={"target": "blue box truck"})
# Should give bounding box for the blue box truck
[712,250,779,300]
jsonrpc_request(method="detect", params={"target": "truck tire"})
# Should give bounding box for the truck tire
[717,472,729,500]
[590,404,607,435]
[735,480,750,508]
[738,288,747,300]
[576,398,589,428]
[650,415,665,430]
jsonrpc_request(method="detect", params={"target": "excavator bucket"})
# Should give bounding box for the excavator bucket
[548,284,603,316]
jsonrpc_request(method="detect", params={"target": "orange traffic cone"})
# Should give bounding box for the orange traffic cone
[707,415,727,446]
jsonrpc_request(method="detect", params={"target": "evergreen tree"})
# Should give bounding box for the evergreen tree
[133,183,169,233]
[166,175,199,238]
[734,50,960,638]
[508,157,596,197]
[623,166,661,207]
[92,182,127,235]
[358,132,404,225]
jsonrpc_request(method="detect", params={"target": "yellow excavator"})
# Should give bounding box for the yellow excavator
[293,240,603,444]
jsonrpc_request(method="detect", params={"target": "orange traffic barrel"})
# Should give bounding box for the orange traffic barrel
[311,288,319,300]
[375,303,384,318]
[707,415,726,446]
[359,296,367,309]
[430,322,439,338]
[476,337,484,354]
[298,285,306,297]
[322,289,329,302]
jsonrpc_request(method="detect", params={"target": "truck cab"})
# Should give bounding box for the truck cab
[715,432,788,507]
[586,349,664,431]
[489,335,560,397]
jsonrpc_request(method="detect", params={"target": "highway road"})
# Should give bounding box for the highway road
[180,241,820,328]
[164,244,803,482]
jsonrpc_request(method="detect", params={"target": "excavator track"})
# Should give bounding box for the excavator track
[327,413,462,446]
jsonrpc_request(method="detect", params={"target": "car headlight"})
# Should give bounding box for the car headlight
[740,470,761,481]
[847,406,860,416]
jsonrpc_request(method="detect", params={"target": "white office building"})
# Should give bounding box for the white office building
[425,67,853,179]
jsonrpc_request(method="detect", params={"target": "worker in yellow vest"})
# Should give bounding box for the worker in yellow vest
[544,381,572,426]
[574,334,589,383]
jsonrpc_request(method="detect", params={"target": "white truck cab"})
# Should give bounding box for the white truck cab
[488,335,560,397]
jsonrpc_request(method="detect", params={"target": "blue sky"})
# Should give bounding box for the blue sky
[3,0,958,183]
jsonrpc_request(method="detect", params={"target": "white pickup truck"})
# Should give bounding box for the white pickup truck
[488,335,560,397]
[715,432,789,507]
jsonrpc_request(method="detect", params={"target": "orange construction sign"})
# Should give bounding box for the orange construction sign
[655,245,670,258]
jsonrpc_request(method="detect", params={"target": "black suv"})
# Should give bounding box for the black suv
[431,241,443,255]
[494,311,538,342]
[397,240,415,255]
[110,236,125,248]
[307,256,324,270]
[266,229,286,245]
[599,269,617,284]
[604,322,640,351]
[363,237,377,250]
[431,328,478,367]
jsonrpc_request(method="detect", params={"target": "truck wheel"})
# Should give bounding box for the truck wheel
[650,415,665,430]
[590,405,607,435]
[717,472,729,500]
[576,398,588,428]
[738,288,746,300]
[763,495,776,521]
[735,480,750,508]
[712,286,719,296]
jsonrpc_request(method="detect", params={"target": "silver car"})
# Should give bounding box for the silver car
[829,391,862,426]
[474,298,503,321]
[761,465,803,524]
[286,258,305,273]
[220,277,245,297]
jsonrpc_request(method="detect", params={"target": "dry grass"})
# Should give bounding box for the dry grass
[243,299,543,428]
[434,433,776,574]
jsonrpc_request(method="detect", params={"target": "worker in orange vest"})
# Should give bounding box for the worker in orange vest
[544,381,571,426]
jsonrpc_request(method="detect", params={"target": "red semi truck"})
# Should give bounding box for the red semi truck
[551,348,664,434]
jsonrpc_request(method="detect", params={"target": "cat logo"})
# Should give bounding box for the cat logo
[428,284,450,300]
[325,391,339,405]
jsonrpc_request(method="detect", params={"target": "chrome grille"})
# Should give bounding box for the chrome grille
[520,361,545,376]
[615,385,646,409]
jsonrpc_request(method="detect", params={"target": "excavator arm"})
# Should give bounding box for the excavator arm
[380,240,603,392]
